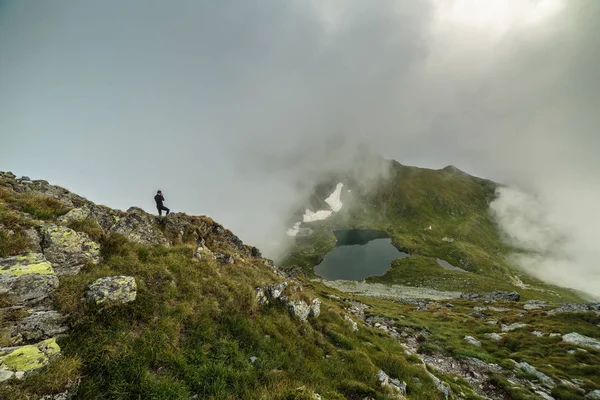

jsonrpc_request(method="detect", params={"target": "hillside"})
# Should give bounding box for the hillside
[1,170,600,400]
[281,160,586,302]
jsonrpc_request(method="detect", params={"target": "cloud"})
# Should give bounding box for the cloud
[0,1,599,294]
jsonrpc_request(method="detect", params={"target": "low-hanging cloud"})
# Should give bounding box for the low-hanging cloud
[0,1,599,294]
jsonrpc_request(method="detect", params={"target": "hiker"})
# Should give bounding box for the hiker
[154,190,170,216]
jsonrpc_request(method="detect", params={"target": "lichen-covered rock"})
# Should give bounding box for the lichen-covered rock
[562,333,600,350]
[11,309,67,344]
[110,207,169,246]
[309,298,321,318]
[0,338,61,381]
[86,276,137,305]
[287,300,310,322]
[0,253,59,304]
[57,206,91,224]
[41,225,100,275]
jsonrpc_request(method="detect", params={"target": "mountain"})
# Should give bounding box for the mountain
[1,170,600,400]
[281,159,587,301]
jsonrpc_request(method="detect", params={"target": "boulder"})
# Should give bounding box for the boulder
[0,338,61,382]
[0,253,59,304]
[562,333,600,350]
[86,276,137,305]
[41,225,100,276]
[287,300,310,322]
[309,298,321,318]
[110,207,169,246]
[11,309,67,344]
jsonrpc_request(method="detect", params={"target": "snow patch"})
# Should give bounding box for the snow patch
[286,222,301,237]
[303,209,333,222]
[325,183,344,212]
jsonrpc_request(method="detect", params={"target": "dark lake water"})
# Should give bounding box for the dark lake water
[314,230,408,280]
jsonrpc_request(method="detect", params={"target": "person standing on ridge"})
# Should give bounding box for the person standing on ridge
[154,190,170,216]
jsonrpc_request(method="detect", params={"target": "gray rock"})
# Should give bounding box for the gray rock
[110,207,169,246]
[427,371,451,399]
[266,282,287,300]
[535,391,555,400]
[11,309,67,344]
[23,227,42,252]
[549,333,561,337]
[464,336,482,347]
[41,225,100,276]
[562,333,600,350]
[524,300,547,310]
[86,276,137,305]
[515,361,554,388]
[0,253,59,304]
[548,303,592,315]
[309,298,321,318]
[460,291,520,302]
[255,287,269,306]
[0,368,14,382]
[287,300,310,322]
[193,239,214,260]
[249,356,257,363]
[377,370,407,396]
[585,390,600,400]
[532,331,544,337]
[469,312,487,320]
[501,323,528,332]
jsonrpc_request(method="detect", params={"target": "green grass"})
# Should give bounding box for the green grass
[0,233,447,400]
[67,219,104,242]
[0,230,30,257]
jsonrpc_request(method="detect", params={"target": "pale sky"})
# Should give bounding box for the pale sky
[1,1,599,293]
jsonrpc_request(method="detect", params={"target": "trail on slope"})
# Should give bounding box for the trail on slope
[314,279,462,300]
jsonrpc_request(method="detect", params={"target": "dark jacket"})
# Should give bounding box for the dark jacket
[154,194,164,207]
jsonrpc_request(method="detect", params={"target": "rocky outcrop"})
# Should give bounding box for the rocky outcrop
[10,309,67,344]
[110,207,169,246]
[562,333,600,350]
[255,282,288,306]
[86,276,137,305]
[0,338,61,382]
[0,253,59,304]
[41,225,100,275]
[548,303,600,315]
[57,206,91,224]
[513,361,554,388]
[523,300,547,310]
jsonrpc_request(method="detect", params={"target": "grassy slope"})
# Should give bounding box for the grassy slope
[281,162,585,302]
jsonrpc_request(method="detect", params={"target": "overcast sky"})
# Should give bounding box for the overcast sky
[1,1,599,294]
